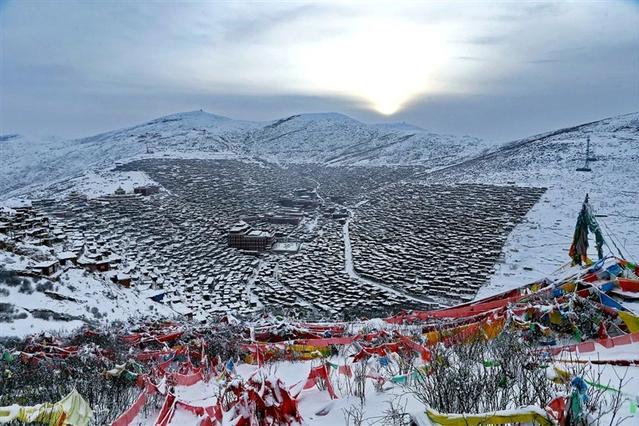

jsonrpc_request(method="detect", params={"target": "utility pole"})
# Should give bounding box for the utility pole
[576,136,592,172]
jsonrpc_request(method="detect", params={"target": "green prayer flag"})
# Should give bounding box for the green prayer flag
[630,400,637,414]
[585,379,620,394]
[391,375,407,384]
[569,195,605,265]
[124,371,138,381]
[498,376,508,388]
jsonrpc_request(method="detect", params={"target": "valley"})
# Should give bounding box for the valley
[1,111,637,332]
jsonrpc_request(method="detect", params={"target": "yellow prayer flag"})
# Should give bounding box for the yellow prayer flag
[618,311,639,333]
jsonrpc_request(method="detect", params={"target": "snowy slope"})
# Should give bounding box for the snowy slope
[0,111,258,199]
[0,111,487,199]
[244,112,487,166]
[0,248,180,337]
[425,112,639,298]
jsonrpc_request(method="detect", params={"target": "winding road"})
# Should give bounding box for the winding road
[341,206,439,307]
[310,177,439,308]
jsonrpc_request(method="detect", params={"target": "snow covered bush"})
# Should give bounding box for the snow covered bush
[0,355,139,425]
[0,303,14,319]
[410,331,558,413]
[201,324,244,360]
[0,268,25,287]
[35,280,54,292]
[18,279,34,294]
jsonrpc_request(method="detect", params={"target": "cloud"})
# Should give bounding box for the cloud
[460,34,508,46]
[215,4,322,43]
[526,59,561,64]
[1,0,637,140]
[455,56,486,62]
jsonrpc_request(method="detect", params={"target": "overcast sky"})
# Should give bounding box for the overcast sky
[1,1,637,142]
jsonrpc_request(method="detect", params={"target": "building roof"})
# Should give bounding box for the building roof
[271,242,301,253]
[57,252,78,260]
[33,260,58,268]
[139,289,166,298]
[247,230,273,238]
[230,221,250,233]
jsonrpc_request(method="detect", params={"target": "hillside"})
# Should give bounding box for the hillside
[0,111,257,199]
[0,111,486,199]
[426,112,639,298]
[0,239,182,337]
[1,112,637,325]
[243,112,486,166]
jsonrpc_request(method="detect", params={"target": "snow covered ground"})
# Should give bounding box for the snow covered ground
[115,356,639,425]
[21,169,161,200]
[425,113,639,300]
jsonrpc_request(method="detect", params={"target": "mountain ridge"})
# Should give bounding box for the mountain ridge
[1,111,637,200]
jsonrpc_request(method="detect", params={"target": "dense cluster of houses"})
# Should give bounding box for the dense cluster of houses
[3,158,545,320]
[0,204,63,247]
[106,159,430,317]
[0,202,135,289]
[350,183,546,305]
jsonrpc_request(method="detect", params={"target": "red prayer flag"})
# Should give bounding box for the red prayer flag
[338,364,353,378]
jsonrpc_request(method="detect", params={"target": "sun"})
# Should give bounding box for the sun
[299,20,451,116]
[375,101,401,116]
[369,88,405,116]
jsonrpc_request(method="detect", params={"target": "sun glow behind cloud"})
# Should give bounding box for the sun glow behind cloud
[2,1,638,137]
[298,20,453,115]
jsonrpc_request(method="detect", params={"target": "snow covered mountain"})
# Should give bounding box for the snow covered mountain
[243,112,486,166]
[1,110,637,338]
[1,109,636,207]
[0,111,486,199]
[0,112,259,199]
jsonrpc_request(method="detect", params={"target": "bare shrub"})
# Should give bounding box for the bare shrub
[343,399,366,426]
[0,324,144,425]
[351,362,368,403]
[201,324,245,361]
[562,355,633,425]
[0,355,138,425]
[380,397,411,426]
[410,331,559,413]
